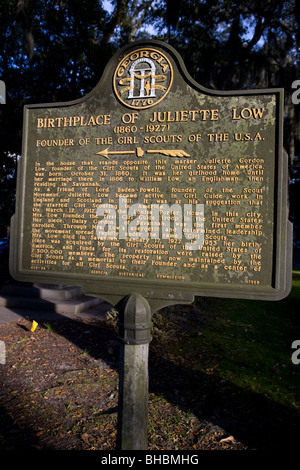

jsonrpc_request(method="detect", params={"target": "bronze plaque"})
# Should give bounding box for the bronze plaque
[10,40,292,310]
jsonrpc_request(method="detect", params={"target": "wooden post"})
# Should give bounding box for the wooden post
[115,293,152,450]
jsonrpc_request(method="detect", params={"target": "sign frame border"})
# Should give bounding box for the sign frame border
[9,40,293,311]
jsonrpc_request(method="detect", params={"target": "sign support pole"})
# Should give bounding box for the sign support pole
[115,293,153,450]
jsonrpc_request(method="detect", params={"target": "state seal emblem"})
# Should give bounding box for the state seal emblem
[113,47,173,109]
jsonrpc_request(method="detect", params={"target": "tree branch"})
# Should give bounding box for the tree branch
[100,0,131,47]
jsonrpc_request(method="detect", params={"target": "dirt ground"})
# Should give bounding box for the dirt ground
[0,309,299,452]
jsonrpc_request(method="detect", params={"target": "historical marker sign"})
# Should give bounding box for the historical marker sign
[10,40,292,311]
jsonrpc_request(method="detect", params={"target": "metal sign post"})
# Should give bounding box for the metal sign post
[116,293,152,450]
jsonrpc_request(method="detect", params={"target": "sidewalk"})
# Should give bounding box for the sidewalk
[293,251,300,270]
[0,278,114,326]
[0,299,113,326]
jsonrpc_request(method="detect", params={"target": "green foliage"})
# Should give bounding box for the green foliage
[43,321,53,331]
[162,270,300,410]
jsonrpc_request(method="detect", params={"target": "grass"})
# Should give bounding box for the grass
[43,322,53,331]
[164,270,300,411]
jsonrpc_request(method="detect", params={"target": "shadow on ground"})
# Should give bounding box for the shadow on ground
[0,256,299,450]
[0,297,299,451]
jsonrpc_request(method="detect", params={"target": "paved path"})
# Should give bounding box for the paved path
[0,301,113,326]
[294,251,300,270]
